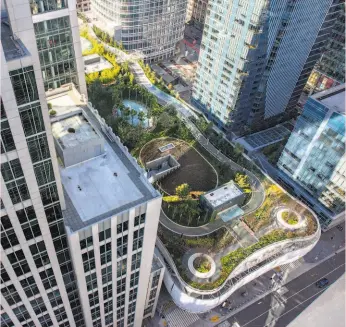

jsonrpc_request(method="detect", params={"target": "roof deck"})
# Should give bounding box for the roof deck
[52,114,100,149]
[203,182,243,208]
[48,89,159,233]
[314,84,345,113]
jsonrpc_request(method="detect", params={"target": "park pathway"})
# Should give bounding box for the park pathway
[88,25,265,236]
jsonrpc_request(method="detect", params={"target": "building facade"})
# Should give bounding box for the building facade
[306,5,345,93]
[1,0,163,326]
[90,0,187,62]
[192,0,342,136]
[186,0,208,29]
[192,0,270,135]
[278,84,345,230]
[77,0,91,12]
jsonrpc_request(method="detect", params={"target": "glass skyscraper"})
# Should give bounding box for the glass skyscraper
[278,84,345,230]
[91,0,187,62]
[192,0,342,136]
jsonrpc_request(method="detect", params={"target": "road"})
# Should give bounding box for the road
[225,250,345,327]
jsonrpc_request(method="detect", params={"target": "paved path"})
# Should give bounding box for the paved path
[88,27,265,236]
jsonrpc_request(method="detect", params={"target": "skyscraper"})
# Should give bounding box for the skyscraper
[1,0,164,325]
[186,0,208,29]
[277,84,345,230]
[307,5,345,93]
[90,0,187,62]
[192,0,342,136]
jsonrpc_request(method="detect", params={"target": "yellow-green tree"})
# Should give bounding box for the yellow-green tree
[175,183,191,199]
[235,173,251,193]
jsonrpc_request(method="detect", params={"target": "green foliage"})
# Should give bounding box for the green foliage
[163,195,181,203]
[47,102,52,110]
[92,25,125,50]
[49,109,56,116]
[235,173,251,193]
[175,183,191,198]
[282,211,298,225]
[193,257,211,273]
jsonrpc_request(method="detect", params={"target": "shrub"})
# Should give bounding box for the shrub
[282,211,299,225]
[175,183,191,199]
[193,257,211,273]
[48,103,52,109]
[163,195,181,203]
[49,110,56,116]
[68,127,76,133]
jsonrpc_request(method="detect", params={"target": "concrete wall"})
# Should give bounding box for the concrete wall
[146,155,180,183]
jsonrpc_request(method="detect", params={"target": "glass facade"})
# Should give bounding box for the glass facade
[92,0,187,62]
[30,0,67,15]
[34,16,78,91]
[278,88,345,227]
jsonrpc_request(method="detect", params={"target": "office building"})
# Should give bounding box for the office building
[90,0,187,62]
[192,0,342,136]
[77,0,91,12]
[278,84,345,230]
[307,6,345,93]
[1,0,164,325]
[186,0,208,29]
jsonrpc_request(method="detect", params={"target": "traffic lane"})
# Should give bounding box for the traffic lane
[227,251,345,327]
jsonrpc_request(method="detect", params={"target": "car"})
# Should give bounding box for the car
[316,278,329,288]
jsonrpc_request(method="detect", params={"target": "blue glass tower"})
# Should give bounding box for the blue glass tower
[278,84,345,229]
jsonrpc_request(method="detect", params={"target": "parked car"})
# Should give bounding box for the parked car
[315,278,329,288]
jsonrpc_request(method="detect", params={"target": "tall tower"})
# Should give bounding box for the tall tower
[91,0,187,62]
[1,7,86,327]
[192,0,342,136]
[1,0,164,326]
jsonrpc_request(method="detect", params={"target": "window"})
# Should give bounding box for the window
[1,264,10,284]
[100,242,112,265]
[86,272,97,291]
[1,313,14,327]
[1,215,19,249]
[1,120,16,153]
[117,220,128,233]
[45,203,63,223]
[117,235,128,257]
[1,284,21,305]
[131,251,141,271]
[48,290,62,307]
[99,228,111,242]
[132,227,144,251]
[117,277,126,294]
[9,66,39,106]
[30,297,47,315]
[30,241,50,268]
[130,271,140,288]
[49,221,65,239]
[7,250,30,276]
[117,258,127,278]
[88,291,99,307]
[34,160,55,186]
[27,134,51,163]
[82,250,95,272]
[80,236,93,249]
[40,183,59,205]
[12,304,31,322]
[101,266,112,284]
[40,268,57,290]
[20,276,40,298]
[134,213,146,226]
[1,159,23,182]
[103,284,112,300]
[17,206,42,240]
[19,102,45,136]
[4,178,30,204]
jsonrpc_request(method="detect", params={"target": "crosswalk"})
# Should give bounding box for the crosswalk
[279,258,303,273]
[165,308,200,327]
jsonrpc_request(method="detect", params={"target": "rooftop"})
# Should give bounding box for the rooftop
[83,54,113,74]
[314,84,345,113]
[1,21,28,61]
[203,182,243,208]
[52,114,100,148]
[48,90,159,233]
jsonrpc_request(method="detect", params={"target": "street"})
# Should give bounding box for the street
[226,250,345,327]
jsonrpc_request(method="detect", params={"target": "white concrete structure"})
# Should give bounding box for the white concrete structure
[83,54,113,74]
[0,0,164,325]
[51,91,162,327]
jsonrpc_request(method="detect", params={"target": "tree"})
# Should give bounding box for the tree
[175,184,190,199]
[157,112,172,129]
[123,107,131,121]
[137,111,146,126]
[130,109,137,125]
[235,173,251,193]
[234,143,244,155]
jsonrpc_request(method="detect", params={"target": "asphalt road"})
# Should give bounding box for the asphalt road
[226,250,345,327]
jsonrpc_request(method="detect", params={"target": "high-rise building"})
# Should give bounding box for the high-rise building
[306,5,345,93]
[1,0,164,325]
[192,0,342,136]
[90,0,187,62]
[186,0,208,29]
[77,0,91,12]
[277,84,345,231]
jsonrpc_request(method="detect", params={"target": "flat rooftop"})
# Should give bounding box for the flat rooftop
[52,114,100,148]
[48,91,159,233]
[83,54,113,74]
[314,84,345,113]
[204,182,243,207]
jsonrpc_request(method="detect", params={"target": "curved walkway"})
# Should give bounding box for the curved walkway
[88,25,265,236]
